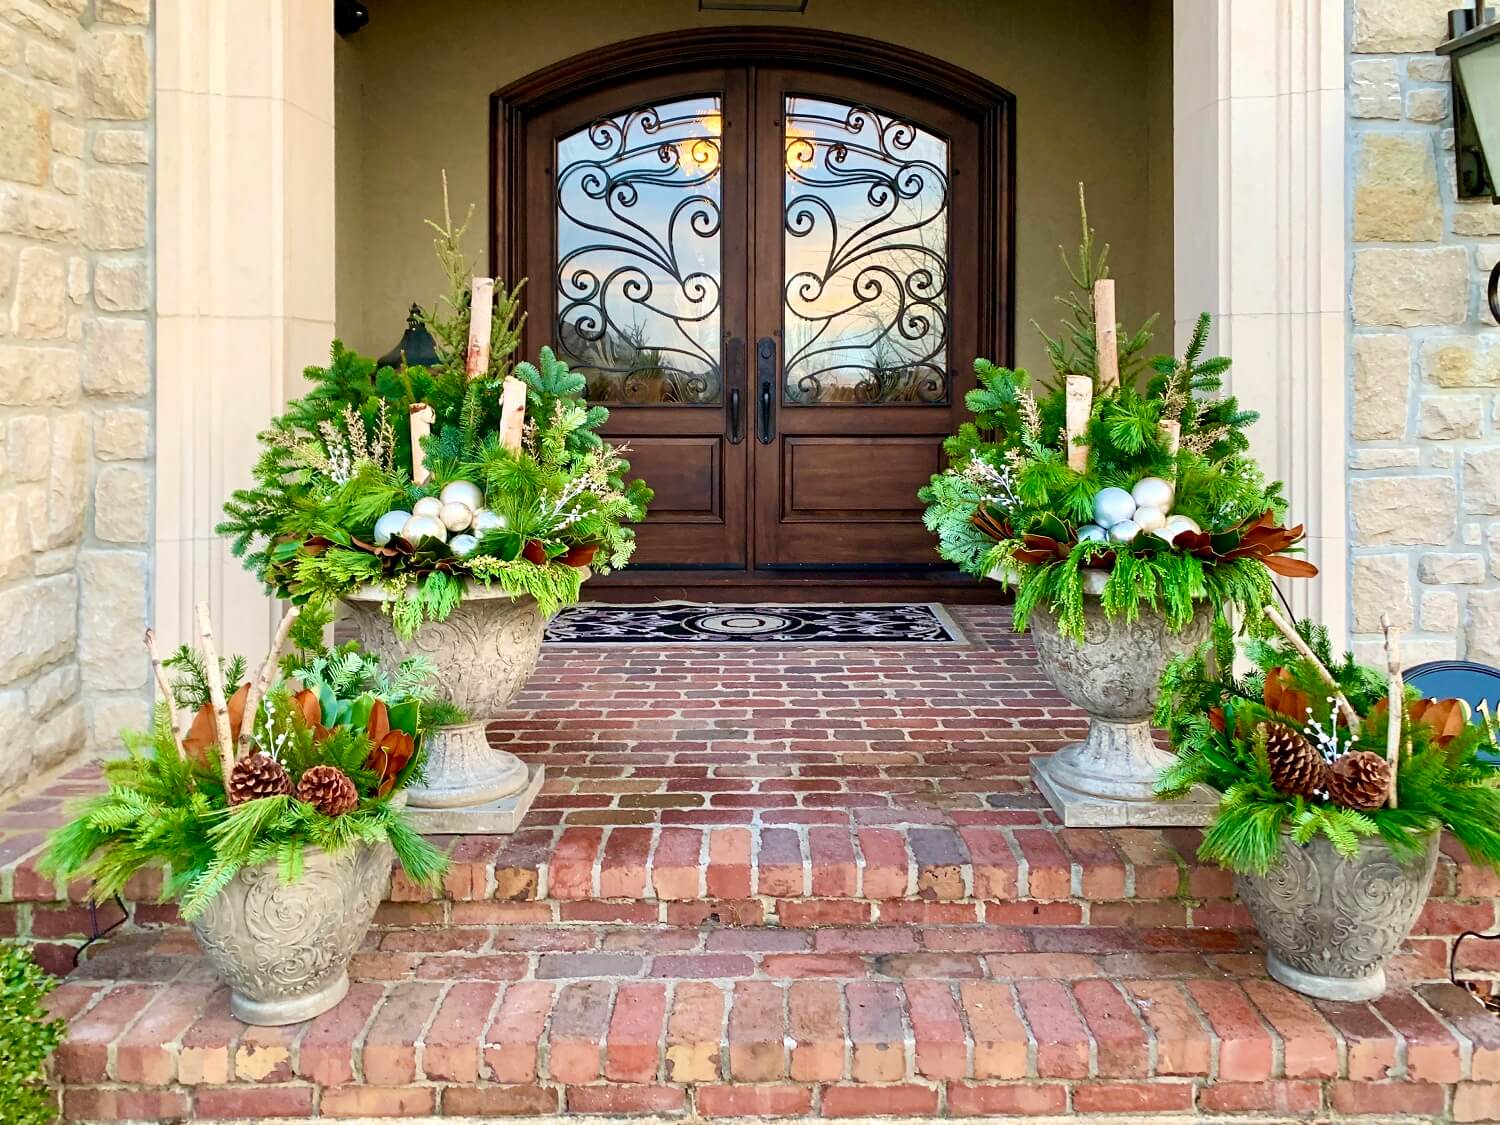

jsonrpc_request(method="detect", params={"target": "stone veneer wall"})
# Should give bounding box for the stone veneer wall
[1349,0,1500,667]
[0,0,151,796]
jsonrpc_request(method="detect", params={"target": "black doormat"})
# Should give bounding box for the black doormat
[544,601,968,645]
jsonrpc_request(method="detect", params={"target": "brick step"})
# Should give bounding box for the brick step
[48,924,1500,1122]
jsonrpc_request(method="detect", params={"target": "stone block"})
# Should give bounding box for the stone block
[31,701,84,771]
[1462,449,1500,514]
[83,318,148,396]
[43,413,86,549]
[78,550,147,691]
[1349,448,1421,469]
[1422,590,1460,635]
[1418,395,1483,439]
[26,662,79,716]
[0,574,76,685]
[92,129,146,164]
[0,345,79,406]
[51,156,80,196]
[1351,335,1411,439]
[1351,476,1458,546]
[94,463,148,542]
[0,185,78,243]
[93,257,147,311]
[97,0,150,24]
[81,31,149,120]
[0,493,28,582]
[1353,0,1459,52]
[7,414,49,481]
[83,170,146,250]
[1406,88,1448,124]
[1352,249,1468,326]
[11,246,65,339]
[0,71,49,186]
[1354,134,1441,242]
[50,118,82,158]
[1349,59,1400,119]
[24,39,72,86]
[93,407,148,460]
[1469,590,1500,665]
[1422,336,1500,387]
[88,693,148,750]
[1352,555,1413,632]
[1408,57,1450,81]
[1418,553,1486,584]
[1454,205,1500,237]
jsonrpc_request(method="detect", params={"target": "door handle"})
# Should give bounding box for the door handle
[756,336,776,444]
[726,336,744,445]
[728,387,742,444]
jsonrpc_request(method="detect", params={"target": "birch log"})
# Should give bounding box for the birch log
[1065,374,1093,472]
[1263,605,1362,737]
[236,605,300,756]
[194,602,237,785]
[499,375,527,453]
[1160,419,1181,456]
[144,628,187,761]
[409,403,435,485]
[466,277,495,380]
[1093,278,1119,392]
[1381,614,1402,809]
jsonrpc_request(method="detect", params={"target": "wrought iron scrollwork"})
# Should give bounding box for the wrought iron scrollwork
[555,97,724,405]
[782,97,950,405]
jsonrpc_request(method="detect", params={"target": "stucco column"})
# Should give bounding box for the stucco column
[154,0,335,656]
[1173,0,1348,645]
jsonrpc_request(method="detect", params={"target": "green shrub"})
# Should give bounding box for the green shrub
[0,946,64,1125]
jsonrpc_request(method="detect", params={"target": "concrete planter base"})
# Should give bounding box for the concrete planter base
[1237,831,1439,1001]
[1027,598,1215,827]
[189,842,391,1026]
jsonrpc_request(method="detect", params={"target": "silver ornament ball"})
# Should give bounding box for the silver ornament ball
[472,509,508,534]
[1133,505,1167,533]
[1076,523,1108,543]
[439,501,474,532]
[448,533,479,557]
[1108,519,1142,543]
[439,480,484,512]
[400,513,447,544]
[1092,487,1136,528]
[372,510,411,547]
[1131,476,1174,513]
[412,496,443,519]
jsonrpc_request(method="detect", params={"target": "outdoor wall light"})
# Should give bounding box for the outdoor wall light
[1440,2,1500,319]
[699,0,808,11]
[378,304,441,370]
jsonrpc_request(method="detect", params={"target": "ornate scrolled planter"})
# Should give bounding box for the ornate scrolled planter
[342,585,546,831]
[1237,831,1439,1001]
[1027,596,1216,826]
[189,842,391,1025]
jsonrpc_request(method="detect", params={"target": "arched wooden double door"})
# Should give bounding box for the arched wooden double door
[495,31,1012,596]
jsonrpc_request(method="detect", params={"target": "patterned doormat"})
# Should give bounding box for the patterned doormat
[544,601,968,645]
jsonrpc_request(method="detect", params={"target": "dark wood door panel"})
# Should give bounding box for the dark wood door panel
[782,436,941,518]
[620,436,722,520]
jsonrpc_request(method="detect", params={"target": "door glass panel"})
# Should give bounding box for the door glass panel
[556,96,724,405]
[782,96,949,405]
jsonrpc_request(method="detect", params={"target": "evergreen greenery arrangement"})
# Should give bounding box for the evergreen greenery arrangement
[217,195,652,638]
[1155,610,1500,876]
[42,605,448,920]
[0,946,63,1125]
[920,195,1315,643]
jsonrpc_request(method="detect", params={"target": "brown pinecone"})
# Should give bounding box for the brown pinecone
[296,764,359,817]
[1262,721,1328,799]
[227,752,292,805]
[1326,751,1392,811]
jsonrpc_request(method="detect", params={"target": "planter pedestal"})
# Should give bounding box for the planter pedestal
[343,586,548,835]
[1027,598,1218,827]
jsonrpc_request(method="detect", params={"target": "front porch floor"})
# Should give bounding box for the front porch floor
[5,606,1500,1121]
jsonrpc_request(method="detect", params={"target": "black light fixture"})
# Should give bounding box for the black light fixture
[334,0,369,37]
[1439,3,1500,320]
[378,304,441,370]
[699,0,808,10]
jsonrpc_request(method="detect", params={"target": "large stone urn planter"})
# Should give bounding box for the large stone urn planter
[1027,596,1217,826]
[190,842,391,1025]
[343,585,546,833]
[1237,831,1439,1001]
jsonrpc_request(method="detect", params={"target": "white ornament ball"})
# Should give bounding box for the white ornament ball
[472,508,508,534]
[1131,476,1175,513]
[439,480,483,512]
[1156,514,1203,545]
[1133,505,1167,533]
[412,496,443,519]
[373,510,411,547]
[439,501,474,532]
[1092,487,1136,528]
[1076,523,1108,543]
[449,533,479,557]
[401,514,447,544]
[1108,519,1142,543]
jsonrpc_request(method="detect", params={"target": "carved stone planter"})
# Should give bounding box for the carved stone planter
[1237,831,1439,1001]
[190,842,391,1025]
[342,585,545,833]
[1028,598,1217,826]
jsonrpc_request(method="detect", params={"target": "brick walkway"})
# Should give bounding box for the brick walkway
[6,605,1500,1120]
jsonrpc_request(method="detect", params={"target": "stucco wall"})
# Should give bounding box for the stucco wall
[0,0,153,797]
[1348,0,1500,665]
[333,0,1173,381]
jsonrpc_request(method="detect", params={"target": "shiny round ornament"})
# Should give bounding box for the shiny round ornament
[1092,487,1136,528]
[448,533,479,557]
[1156,514,1203,545]
[400,514,447,545]
[439,501,474,532]
[439,480,483,512]
[1108,519,1142,543]
[372,510,411,547]
[412,496,443,519]
[472,509,508,534]
[1133,505,1167,533]
[1130,476,1174,513]
[1076,523,1108,543]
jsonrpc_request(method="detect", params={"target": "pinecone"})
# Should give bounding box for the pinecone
[1262,721,1327,799]
[227,752,292,805]
[1326,751,1392,811]
[296,764,359,817]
